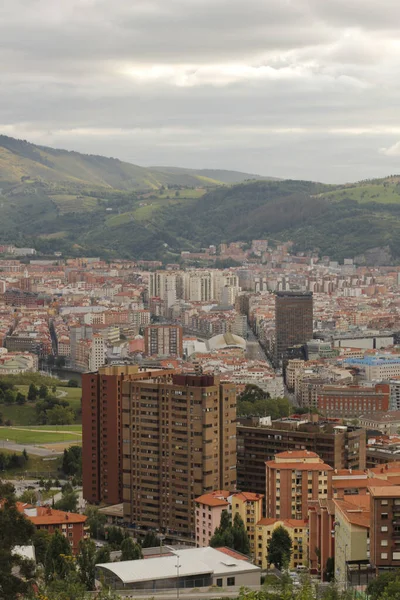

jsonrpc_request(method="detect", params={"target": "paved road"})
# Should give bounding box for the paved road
[245,328,271,363]
[0,440,61,456]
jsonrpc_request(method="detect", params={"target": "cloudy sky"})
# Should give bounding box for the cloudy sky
[1,0,400,183]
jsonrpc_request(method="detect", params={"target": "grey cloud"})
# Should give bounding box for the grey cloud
[0,0,400,183]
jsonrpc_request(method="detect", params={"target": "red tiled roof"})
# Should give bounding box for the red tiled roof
[266,461,332,471]
[195,494,230,507]
[232,492,264,502]
[276,450,319,459]
[16,503,87,525]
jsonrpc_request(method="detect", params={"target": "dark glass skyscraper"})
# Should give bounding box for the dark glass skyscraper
[275,291,313,367]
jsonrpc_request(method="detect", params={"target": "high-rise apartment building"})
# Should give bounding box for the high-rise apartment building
[275,291,313,367]
[122,374,237,538]
[265,450,332,519]
[89,334,106,371]
[82,365,174,505]
[144,324,183,358]
[369,486,400,572]
[237,419,365,499]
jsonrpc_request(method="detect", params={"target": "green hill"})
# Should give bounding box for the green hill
[0,135,270,189]
[1,134,400,263]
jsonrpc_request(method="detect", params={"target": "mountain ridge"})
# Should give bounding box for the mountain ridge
[1,134,400,264]
[0,135,273,189]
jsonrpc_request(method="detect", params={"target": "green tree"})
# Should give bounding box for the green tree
[27,383,38,402]
[4,389,15,404]
[367,571,400,600]
[0,479,36,600]
[67,379,79,387]
[105,525,124,549]
[85,506,106,539]
[47,404,75,425]
[142,531,161,548]
[232,513,250,555]
[40,573,86,600]
[32,529,52,566]
[55,356,66,368]
[39,384,48,399]
[210,509,234,549]
[120,537,143,561]
[267,526,292,570]
[76,538,96,590]
[95,544,111,564]
[62,446,82,477]
[324,556,335,582]
[16,392,26,405]
[19,488,37,504]
[44,529,74,582]
[379,580,400,600]
[55,490,78,513]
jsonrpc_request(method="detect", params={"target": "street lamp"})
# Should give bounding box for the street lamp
[175,558,181,600]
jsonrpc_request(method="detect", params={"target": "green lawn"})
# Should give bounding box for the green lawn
[19,424,82,432]
[0,385,83,426]
[0,427,82,445]
[0,449,63,478]
[0,403,37,425]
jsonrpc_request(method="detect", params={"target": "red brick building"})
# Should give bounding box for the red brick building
[265,450,332,520]
[82,365,174,505]
[317,383,389,417]
[17,504,88,554]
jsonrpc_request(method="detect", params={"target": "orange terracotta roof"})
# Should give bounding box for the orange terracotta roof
[334,498,370,528]
[333,470,366,477]
[276,450,319,459]
[256,518,307,528]
[232,492,264,502]
[195,494,229,507]
[368,486,400,498]
[257,518,278,526]
[266,461,332,471]
[369,462,400,475]
[16,503,87,525]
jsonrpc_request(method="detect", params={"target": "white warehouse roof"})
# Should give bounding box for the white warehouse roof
[97,547,259,585]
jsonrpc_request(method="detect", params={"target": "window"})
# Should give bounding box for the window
[216,579,223,587]
[381,513,388,520]
[381,553,388,560]
[381,526,388,532]
[227,577,235,586]
[381,540,388,547]
[381,499,388,506]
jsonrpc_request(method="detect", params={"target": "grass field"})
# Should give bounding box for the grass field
[0,403,37,425]
[322,183,400,204]
[0,426,82,445]
[0,385,82,427]
[0,448,63,478]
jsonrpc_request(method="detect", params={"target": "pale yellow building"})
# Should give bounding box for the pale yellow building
[255,518,308,569]
[333,495,370,588]
[231,492,264,558]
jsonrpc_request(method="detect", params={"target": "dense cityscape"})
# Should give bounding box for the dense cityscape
[2,240,400,597]
[3,0,400,598]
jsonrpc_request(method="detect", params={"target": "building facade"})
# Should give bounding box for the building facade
[237,420,365,500]
[122,374,237,538]
[274,292,313,367]
[317,383,390,417]
[144,324,183,358]
[265,450,332,520]
[82,365,174,505]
